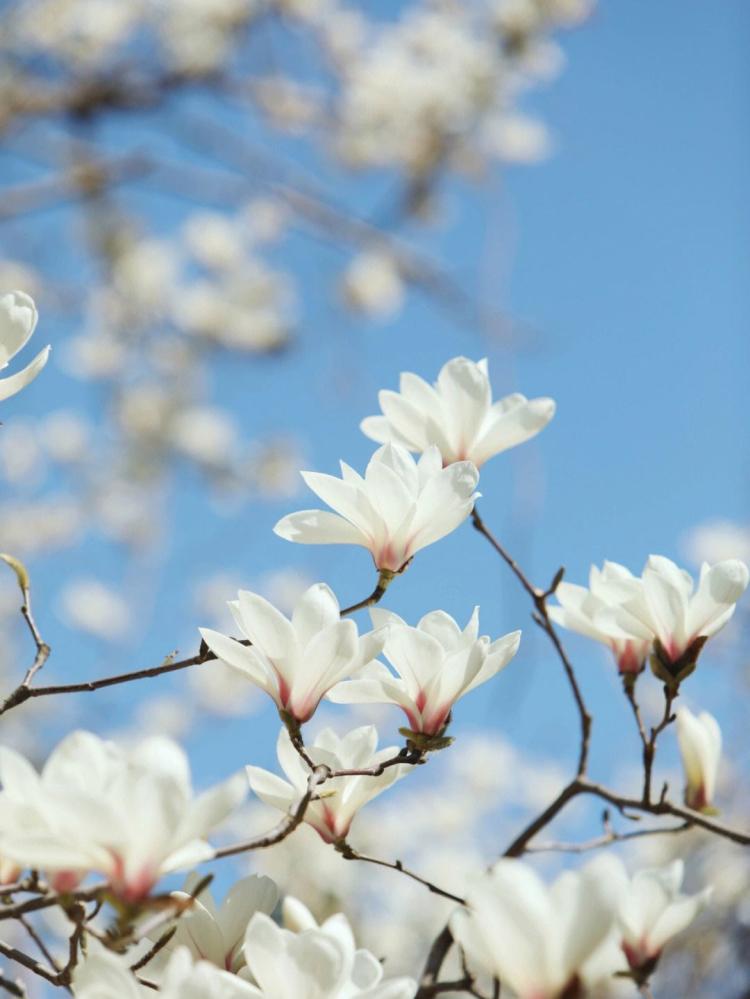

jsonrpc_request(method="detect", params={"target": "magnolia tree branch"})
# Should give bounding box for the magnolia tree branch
[416,507,750,997]
[336,843,466,905]
[470,508,592,776]
[0,973,26,997]
[213,768,329,860]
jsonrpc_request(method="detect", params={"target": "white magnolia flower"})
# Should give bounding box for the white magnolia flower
[279,896,413,997]
[274,443,479,572]
[72,939,148,999]
[676,707,722,812]
[361,357,555,467]
[242,910,415,998]
[200,583,385,723]
[615,860,711,973]
[247,726,409,843]
[548,561,653,675]
[0,291,50,401]
[328,607,520,737]
[451,856,623,999]
[149,874,279,976]
[0,731,245,901]
[620,556,749,675]
[160,946,259,999]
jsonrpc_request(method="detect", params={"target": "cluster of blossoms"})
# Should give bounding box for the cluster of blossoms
[453,855,711,997]
[0,319,744,999]
[549,553,747,813]
[550,556,749,686]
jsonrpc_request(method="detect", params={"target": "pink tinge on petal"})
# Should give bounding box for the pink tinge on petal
[50,869,82,893]
[659,636,684,664]
[419,703,451,736]
[289,692,321,724]
[615,642,646,675]
[402,705,422,732]
[311,805,349,844]
[108,854,156,903]
[685,783,708,811]
[373,540,409,573]
[622,939,656,971]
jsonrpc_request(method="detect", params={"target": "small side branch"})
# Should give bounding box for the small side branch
[336,843,465,905]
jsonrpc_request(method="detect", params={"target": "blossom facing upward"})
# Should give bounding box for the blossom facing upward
[241,909,416,998]
[274,443,479,572]
[0,731,245,902]
[0,290,50,401]
[328,607,521,737]
[614,859,711,975]
[548,561,653,675]
[550,555,750,685]
[200,583,385,723]
[450,856,623,999]
[631,556,749,679]
[360,357,555,467]
[676,707,722,813]
[247,725,409,843]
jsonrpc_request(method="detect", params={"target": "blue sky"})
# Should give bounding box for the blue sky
[3,0,749,809]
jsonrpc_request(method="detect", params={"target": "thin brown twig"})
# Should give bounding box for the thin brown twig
[340,569,396,617]
[470,506,592,776]
[213,767,328,860]
[642,686,677,803]
[336,843,465,905]
[17,917,59,972]
[0,649,210,718]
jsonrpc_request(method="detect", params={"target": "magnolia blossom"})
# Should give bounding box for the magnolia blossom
[0,731,245,901]
[149,874,280,976]
[676,707,722,812]
[548,561,653,674]
[72,940,149,999]
[615,860,711,973]
[74,943,258,999]
[551,556,750,681]
[242,910,415,998]
[160,947,259,999]
[451,856,623,999]
[328,607,520,737]
[361,357,555,467]
[274,443,479,572]
[247,726,409,843]
[200,583,385,723]
[634,556,749,666]
[278,896,414,997]
[0,291,50,401]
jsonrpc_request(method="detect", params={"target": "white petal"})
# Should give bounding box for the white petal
[274,510,368,547]
[0,291,37,367]
[0,345,50,401]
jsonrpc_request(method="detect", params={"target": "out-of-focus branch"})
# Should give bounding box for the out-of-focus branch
[527,810,691,854]
[0,156,151,221]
